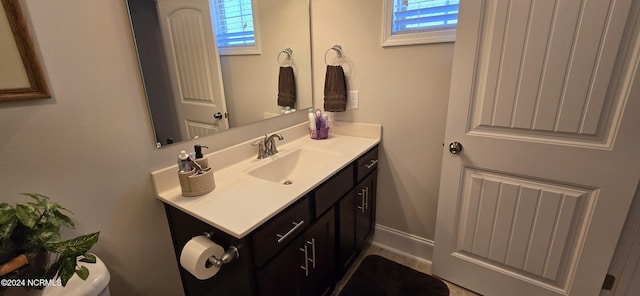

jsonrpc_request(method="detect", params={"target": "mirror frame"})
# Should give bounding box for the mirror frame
[0,0,49,102]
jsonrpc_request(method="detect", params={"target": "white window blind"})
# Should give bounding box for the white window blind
[210,0,257,51]
[393,0,459,34]
[382,0,459,46]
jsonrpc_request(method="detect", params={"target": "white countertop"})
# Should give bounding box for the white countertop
[151,122,381,239]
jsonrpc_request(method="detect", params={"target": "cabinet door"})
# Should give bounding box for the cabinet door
[338,189,356,275]
[256,242,299,296]
[299,209,336,296]
[355,171,376,250]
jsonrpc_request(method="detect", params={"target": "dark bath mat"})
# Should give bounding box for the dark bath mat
[338,255,449,296]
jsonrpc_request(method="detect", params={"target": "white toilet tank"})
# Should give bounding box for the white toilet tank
[43,254,110,296]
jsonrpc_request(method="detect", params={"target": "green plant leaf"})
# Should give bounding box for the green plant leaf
[0,216,18,240]
[48,232,100,257]
[0,203,14,216]
[0,205,18,239]
[75,265,90,280]
[44,260,61,280]
[22,192,49,203]
[21,193,72,214]
[15,204,39,229]
[79,253,96,263]
[57,256,76,286]
[52,209,75,229]
[27,225,62,250]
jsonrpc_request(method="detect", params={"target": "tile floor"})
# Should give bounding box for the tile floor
[331,244,481,296]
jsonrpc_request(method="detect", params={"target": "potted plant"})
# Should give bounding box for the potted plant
[0,193,99,291]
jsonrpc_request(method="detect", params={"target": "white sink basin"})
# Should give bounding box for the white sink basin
[248,147,340,184]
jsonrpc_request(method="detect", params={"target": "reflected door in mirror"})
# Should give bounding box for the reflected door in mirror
[157,0,229,140]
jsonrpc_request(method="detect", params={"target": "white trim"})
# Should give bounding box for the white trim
[381,0,456,47]
[218,46,261,56]
[372,223,434,262]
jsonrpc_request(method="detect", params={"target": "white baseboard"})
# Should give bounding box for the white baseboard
[372,224,435,263]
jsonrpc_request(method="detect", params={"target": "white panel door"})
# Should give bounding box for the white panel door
[157,0,229,140]
[432,1,640,295]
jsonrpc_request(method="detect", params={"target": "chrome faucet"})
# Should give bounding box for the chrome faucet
[265,133,284,155]
[252,133,284,159]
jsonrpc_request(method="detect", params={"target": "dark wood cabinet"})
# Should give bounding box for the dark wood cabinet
[164,205,258,296]
[252,197,310,268]
[337,165,378,276]
[256,236,300,296]
[338,146,378,276]
[257,209,335,296]
[164,145,378,296]
[355,171,376,251]
[298,209,336,296]
[315,165,354,218]
[338,188,357,274]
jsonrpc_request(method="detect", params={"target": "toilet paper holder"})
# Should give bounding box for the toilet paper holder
[202,232,239,268]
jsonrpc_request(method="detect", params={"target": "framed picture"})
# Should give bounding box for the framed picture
[1,0,49,102]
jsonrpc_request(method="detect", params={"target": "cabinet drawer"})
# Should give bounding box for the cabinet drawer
[314,165,354,217]
[356,146,378,182]
[253,197,310,268]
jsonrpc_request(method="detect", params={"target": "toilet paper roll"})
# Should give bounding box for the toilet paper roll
[180,236,225,280]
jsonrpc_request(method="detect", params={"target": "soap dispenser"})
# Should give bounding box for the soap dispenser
[193,145,209,169]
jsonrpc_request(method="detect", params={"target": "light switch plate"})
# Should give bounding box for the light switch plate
[348,90,359,109]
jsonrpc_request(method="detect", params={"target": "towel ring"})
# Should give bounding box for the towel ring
[324,45,344,66]
[277,48,293,67]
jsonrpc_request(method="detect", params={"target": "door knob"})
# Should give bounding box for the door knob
[449,142,463,155]
[213,112,223,119]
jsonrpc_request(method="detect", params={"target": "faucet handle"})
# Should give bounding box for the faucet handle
[252,140,267,159]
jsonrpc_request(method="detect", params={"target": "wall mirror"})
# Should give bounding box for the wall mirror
[126,0,313,148]
[0,0,50,102]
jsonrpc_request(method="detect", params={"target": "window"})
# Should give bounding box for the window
[210,0,260,55]
[382,0,459,47]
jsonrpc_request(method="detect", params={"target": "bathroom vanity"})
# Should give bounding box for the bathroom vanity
[151,122,381,296]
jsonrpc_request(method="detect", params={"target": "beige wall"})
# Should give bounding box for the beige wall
[0,0,452,294]
[311,0,454,240]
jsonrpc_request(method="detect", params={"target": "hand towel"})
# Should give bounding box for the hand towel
[323,65,347,112]
[277,66,296,107]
